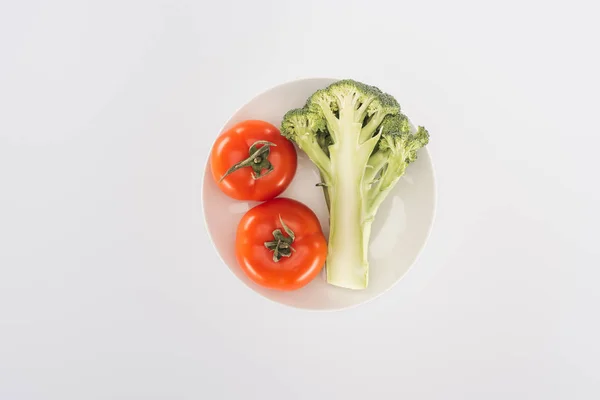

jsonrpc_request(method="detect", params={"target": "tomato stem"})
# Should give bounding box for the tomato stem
[264,215,296,262]
[219,140,277,182]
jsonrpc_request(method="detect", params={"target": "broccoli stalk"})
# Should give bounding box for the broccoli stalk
[281,80,429,290]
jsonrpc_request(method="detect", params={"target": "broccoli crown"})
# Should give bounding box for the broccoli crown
[306,80,397,133]
[305,79,381,111]
[280,108,326,140]
[280,107,333,179]
[366,92,400,119]
[280,79,428,184]
[378,113,411,135]
[379,126,429,163]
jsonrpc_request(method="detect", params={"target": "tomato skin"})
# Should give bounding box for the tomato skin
[235,198,327,291]
[210,120,297,201]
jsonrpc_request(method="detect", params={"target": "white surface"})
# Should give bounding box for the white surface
[202,78,436,310]
[1,0,599,399]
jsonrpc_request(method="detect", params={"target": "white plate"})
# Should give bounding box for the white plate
[202,78,436,310]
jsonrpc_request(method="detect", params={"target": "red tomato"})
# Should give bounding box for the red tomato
[210,120,297,201]
[235,198,327,291]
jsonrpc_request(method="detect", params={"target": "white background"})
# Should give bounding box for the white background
[1,1,599,399]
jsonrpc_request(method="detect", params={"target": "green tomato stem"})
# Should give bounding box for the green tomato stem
[263,215,296,262]
[219,140,277,182]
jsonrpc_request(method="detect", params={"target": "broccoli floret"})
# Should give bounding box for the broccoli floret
[280,79,429,289]
[367,125,429,214]
[281,108,331,180]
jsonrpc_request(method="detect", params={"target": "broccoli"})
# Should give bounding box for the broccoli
[281,79,429,290]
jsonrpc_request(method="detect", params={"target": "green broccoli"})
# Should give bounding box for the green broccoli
[281,79,429,289]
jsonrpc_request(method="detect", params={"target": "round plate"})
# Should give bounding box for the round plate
[202,78,436,310]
